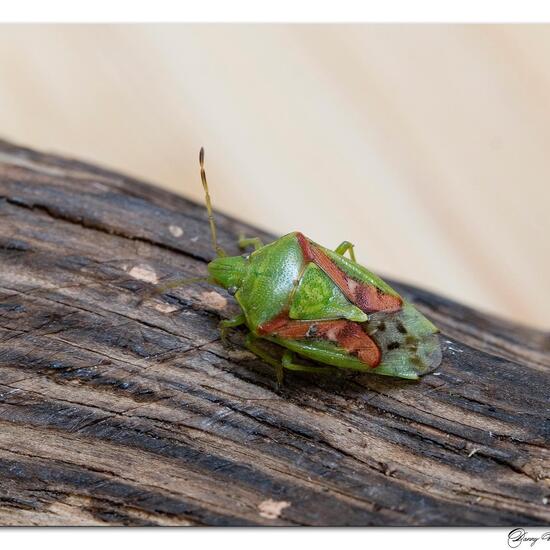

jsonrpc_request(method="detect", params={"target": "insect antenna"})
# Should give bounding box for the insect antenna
[199,147,226,257]
[137,276,211,305]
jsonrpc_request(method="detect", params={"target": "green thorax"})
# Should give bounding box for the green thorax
[235,233,303,330]
[216,232,385,332]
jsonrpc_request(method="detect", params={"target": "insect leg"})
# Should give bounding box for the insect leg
[238,235,264,251]
[137,276,208,304]
[219,313,246,345]
[282,350,331,375]
[245,333,284,386]
[334,240,357,262]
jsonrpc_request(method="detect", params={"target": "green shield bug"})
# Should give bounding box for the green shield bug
[162,149,442,385]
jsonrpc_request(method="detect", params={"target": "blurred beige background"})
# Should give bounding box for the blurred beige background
[0,24,548,328]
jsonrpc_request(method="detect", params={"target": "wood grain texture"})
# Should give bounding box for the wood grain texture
[0,139,548,526]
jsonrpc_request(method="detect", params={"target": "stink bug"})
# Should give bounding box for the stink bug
[163,149,442,384]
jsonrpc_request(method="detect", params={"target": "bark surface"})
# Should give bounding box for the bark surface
[0,139,548,526]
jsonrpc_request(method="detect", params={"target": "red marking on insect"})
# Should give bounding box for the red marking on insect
[296,232,401,314]
[296,232,315,262]
[259,316,381,367]
[258,310,291,334]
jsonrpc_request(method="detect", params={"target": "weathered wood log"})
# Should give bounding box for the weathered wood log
[0,138,548,526]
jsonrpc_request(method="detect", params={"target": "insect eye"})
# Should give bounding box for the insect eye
[227,286,238,296]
